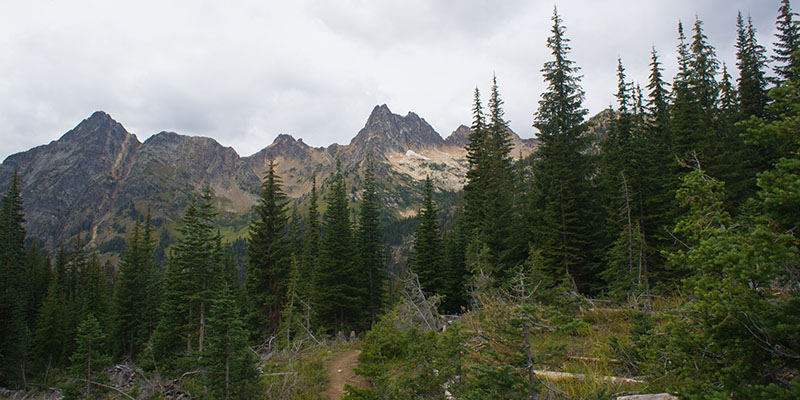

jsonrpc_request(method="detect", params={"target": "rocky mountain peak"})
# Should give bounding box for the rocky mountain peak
[350,104,444,157]
[444,125,471,148]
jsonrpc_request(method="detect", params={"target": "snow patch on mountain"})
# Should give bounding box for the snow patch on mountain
[406,149,430,160]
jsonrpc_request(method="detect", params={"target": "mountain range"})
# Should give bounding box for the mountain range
[0,105,546,256]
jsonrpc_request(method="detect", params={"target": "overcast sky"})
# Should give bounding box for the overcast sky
[0,0,782,160]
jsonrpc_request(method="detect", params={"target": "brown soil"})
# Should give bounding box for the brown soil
[322,349,369,399]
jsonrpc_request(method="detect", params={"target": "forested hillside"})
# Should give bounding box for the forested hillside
[1,1,799,399]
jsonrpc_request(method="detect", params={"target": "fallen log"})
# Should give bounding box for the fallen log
[533,370,643,385]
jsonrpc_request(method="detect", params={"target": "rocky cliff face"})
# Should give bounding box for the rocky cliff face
[0,104,540,253]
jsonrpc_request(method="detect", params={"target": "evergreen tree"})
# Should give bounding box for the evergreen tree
[441,200,469,313]
[113,210,159,359]
[79,254,112,336]
[653,166,800,397]
[773,0,800,83]
[356,159,385,323]
[152,189,225,363]
[485,76,525,275]
[24,239,51,333]
[245,160,292,340]
[411,176,445,297]
[0,170,29,387]
[34,246,70,370]
[645,47,671,143]
[462,87,489,239]
[300,176,321,327]
[528,7,595,291]
[460,76,521,284]
[314,161,362,331]
[735,12,768,119]
[598,59,647,299]
[205,283,257,400]
[34,270,69,372]
[69,314,110,400]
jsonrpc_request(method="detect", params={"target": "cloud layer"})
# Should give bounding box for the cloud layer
[0,0,779,160]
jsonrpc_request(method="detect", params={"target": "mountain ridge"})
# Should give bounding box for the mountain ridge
[0,104,551,255]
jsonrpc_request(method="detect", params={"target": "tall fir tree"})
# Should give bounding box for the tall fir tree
[462,87,489,240]
[528,7,596,291]
[152,189,225,363]
[356,159,385,324]
[245,160,292,340]
[204,283,257,400]
[300,176,321,326]
[411,176,445,297]
[69,314,111,400]
[485,76,525,275]
[773,0,800,83]
[24,239,51,333]
[646,47,671,144]
[113,210,160,359]
[598,59,646,298]
[35,246,70,370]
[314,161,363,331]
[460,76,521,284]
[34,268,68,373]
[0,170,29,387]
[735,12,769,119]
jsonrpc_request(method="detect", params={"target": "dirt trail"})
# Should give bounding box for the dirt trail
[322,349,369,399]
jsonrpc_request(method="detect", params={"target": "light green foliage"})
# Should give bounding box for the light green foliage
[647,168,800,398]
[68,314,111,400]
[347,302,463,400]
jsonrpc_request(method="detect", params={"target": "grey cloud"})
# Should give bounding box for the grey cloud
[0,0,783,161]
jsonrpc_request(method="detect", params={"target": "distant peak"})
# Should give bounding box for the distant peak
[89,110,111,120]
[367,104,393,123]
[274,133,297,142]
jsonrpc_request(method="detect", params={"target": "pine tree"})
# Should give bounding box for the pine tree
[485,76,524,275]
[314,161,362,331]
[34,271,68,372]
[528,7,595,290]
[411,177,445,297]
[152,189,225,363]
[356,159,385,324]
[79,254,112,336]
[69,314,110,399]
[736,12,768,119]
[34,246,70,370]
[113,210,159,359]
[462,87,489,239]
[245,160,292,340]
[0,170,29,387]
[205,283,257,400]
[773,0,800,83]
[300,176,321,328]
[645,47,671,142]
[599,59,645,298]
[24,239,51,333]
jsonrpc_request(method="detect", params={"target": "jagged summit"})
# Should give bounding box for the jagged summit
[444,125,471,148]
[350,104,445,156]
